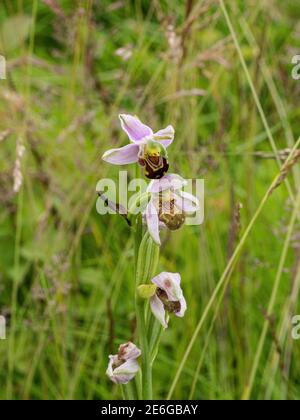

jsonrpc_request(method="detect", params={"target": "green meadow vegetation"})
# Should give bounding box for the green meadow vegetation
[0,0,300,400]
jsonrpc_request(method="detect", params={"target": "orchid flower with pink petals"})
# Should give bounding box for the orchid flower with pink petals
[102,114,175,179]
[106,342,141,384]
[150,272,186,329]
[144,174,199,245]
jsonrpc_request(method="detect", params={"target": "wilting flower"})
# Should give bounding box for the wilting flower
[102,114,174,179]
[106,342,141,384]
[144,174,199,245]
[150,272,186,328]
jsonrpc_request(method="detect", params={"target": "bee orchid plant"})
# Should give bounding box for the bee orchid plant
[101,114,198,400]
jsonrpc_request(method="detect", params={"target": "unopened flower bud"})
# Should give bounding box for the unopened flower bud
[106,342,141,384]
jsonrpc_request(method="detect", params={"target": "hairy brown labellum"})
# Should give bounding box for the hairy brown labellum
[159,212,185,230]
[158,197,185,230]
[139,156,169,179]
[156,288,181,314]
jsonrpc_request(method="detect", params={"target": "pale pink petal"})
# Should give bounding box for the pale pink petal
[150,295,168,328]
[151,272,183,302]
[154,125,175,148]
[146,200,161,245]
[119,114,153,142]
[147,174,187,193]
[142,213,166,230]
[118,342,141,360]
[176,295,187,318]
[102,143,139,165]
[175,191,199,213]
[110,359,140,384]
[106,355,118,383]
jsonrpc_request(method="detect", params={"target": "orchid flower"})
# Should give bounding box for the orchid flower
[144,174,199,245]
[106,342,141,384]
[150,272,186,329]
[102,114,175,179]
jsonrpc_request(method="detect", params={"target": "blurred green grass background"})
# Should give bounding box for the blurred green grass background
[0,0,300,400]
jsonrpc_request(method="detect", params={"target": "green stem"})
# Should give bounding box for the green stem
[121,382,135,400]
[135,371,143,400]
[135,231,159,400]
[149,317,163,364]
[136,299,152,399]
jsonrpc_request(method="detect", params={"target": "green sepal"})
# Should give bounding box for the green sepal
[137,284,157,299]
